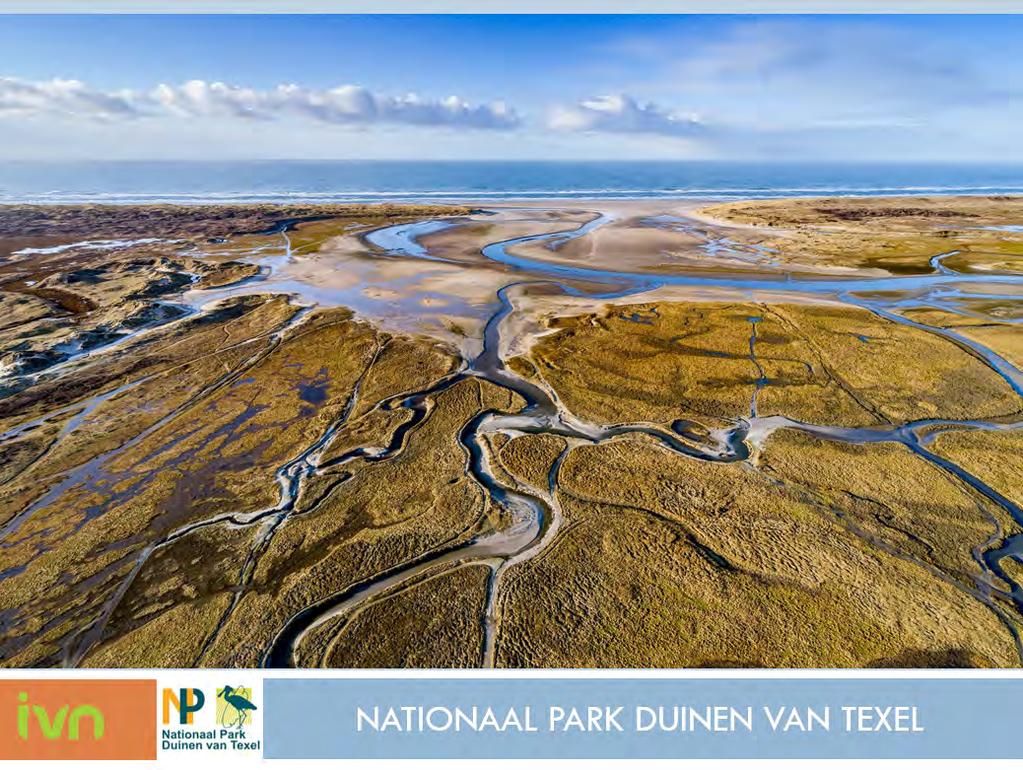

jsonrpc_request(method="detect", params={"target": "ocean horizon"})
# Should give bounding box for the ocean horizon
[2,160,1023,204]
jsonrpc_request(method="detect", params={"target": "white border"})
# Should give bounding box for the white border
[1,5,1021,765]
[2,1,1023,13]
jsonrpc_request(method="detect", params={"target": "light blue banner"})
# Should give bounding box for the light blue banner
[264,677,1022,759]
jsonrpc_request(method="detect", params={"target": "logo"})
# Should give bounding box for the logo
[1,680,155,760]
[217,685,257,728]
[17,691,104,741]
[160,681,262,754]
[162,687,205,725]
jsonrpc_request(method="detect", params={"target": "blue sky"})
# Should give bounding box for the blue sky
[0,14,1020,160]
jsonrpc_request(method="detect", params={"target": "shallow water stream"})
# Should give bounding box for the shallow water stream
[251,206,1023,666]
[7,202,1020,667]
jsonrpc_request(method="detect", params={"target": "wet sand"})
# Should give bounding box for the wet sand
[2,196,1023,670]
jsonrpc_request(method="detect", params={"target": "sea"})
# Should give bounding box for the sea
[1,160,1022,204]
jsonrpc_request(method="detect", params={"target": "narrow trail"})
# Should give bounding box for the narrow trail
[747,315,766,418]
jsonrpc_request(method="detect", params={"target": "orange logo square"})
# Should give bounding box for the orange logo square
[0,679,156,760]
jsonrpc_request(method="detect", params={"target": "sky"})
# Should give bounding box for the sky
[0,14,1020,161]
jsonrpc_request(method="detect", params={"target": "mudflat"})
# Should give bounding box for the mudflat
[1,196,1021,668]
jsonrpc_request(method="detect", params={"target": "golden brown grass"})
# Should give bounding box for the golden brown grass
[296,563,490,668]
[495,436,1018,667]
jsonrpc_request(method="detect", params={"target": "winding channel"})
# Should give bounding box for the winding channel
[256,206,1023,667]
[8,204,1019,667]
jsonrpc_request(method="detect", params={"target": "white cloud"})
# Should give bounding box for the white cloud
[0,77,140,120]
[152,80,271,120]
[547,94,703,137]
[379,93,518,130]
[0,76,521,130]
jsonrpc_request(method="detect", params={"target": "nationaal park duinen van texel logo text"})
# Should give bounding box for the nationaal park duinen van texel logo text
[161,684,261,754]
